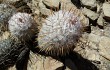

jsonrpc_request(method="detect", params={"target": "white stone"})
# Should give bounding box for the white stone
[86,49,100,61]
[27,51,64,70]
[43,0,60,7]
[39,0,52,15]
[102,3,110,19]
[2,0,20,4]
[88,33,101,43]
[99,36,110,60]
[80,0,97,8]
[82,7,99,20]
[97,15,104,26]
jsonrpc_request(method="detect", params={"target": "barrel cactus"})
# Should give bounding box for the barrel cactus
[37,10,83,55]
[8,12,37,41]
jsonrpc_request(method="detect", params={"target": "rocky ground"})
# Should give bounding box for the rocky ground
[0,0,110,70]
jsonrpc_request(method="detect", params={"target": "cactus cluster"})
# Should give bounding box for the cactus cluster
[0,2,86,69]
[0,12,36,69]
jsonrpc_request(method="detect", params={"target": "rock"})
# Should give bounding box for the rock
[29,0,40,15]
[2,0,20,4]
[80,0,97,8]
[27,51,64,70]
[31,0,89,27]
[102,3,110,20]
[103,25,110,38]
[85,48,100,61]
[39,0,52,15]
[88,33,101,43]
[82,7,99,20]
[43,0,60,8]
[91,26,104,36]
[97,3,101,13]
[99,36,110,60]
[23,0,31,3]
[97,14,104,27]
[88,42,98,50]
[74,23,110,70]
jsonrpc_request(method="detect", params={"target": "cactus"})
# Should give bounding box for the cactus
[0,4,16,36]
[0,31,29,69]
[37,10,83,55]
[0,12,36,68]
[8,12,37,41]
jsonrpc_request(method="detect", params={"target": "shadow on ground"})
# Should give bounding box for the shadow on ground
[60,51,99,70]
[30,47,99,70]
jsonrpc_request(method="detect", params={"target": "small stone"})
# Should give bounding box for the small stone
[104,25,110,38]
[88,33,101,43]
[39,1,52,15]
[89,42,98,50]
[43,0,60,8]
[97,14,104,26]
[99,36,110,60]
[27,51,64,70]
[82,7,99,20]
[2,0,20,4]
[86,49,100,61]
[97,3,101,13]
[80,0,97,8]
[30,0,40,15]
[102,3,110,20]
[74,24,110,70]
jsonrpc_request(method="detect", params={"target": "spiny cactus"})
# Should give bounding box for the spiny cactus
[8,12,37,41]
[37,10,83,55]
[0,4,16,36]
[0,31,29,69]
[0,11,37,69]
